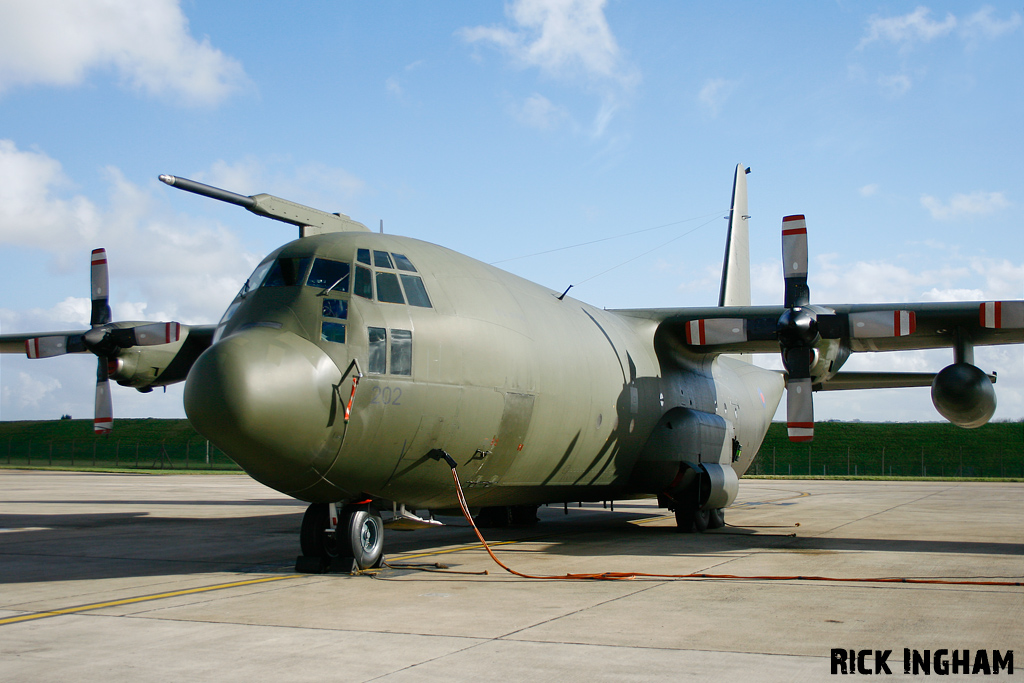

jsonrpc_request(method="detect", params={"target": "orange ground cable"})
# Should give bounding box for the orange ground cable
[447,465,1024,587]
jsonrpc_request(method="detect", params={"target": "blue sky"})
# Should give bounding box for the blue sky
[1,0,1021,424]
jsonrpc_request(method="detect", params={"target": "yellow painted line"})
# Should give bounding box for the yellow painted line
[0,574,303,627]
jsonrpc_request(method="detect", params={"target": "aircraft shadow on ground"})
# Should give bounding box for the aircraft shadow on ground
[1,506,1020,586]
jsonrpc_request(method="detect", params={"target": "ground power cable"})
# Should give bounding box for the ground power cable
[432,456,1024,587]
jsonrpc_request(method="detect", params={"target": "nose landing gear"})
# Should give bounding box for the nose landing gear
[296,502,385,573]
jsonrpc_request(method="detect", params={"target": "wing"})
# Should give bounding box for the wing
[614,301,1024,355]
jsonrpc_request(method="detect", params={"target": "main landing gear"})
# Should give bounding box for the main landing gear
[674,505,726,533]
[296,502,385,573]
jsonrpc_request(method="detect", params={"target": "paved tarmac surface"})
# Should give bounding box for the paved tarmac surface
[0,470,1021,682]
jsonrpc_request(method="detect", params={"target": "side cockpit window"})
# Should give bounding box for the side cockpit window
[367,327,387,374]
[365,327,412,376]
[263,257,311,287]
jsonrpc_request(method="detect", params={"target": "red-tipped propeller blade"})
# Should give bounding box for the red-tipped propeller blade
[980,301,1024,329]
[26,336,73,359]
[131,322,182,346]
[782,215,809,308]
[94,356,113,435]
[90,248,111,327]
[849,310,916,338]
[786,377,814,442]
[683,318,749,345]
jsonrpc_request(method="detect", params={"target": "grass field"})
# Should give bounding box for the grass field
[1,418,1021,478]
[0,419,239,470]
[754,420,1023,478]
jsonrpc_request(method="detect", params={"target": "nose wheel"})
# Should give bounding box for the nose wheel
[297,502,385,573]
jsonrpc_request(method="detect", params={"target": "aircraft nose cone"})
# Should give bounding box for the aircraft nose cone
[184,326,344,494]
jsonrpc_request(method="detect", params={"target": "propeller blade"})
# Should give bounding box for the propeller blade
[849,310,916,338]
[783,346,815,442]
[782,215,809,308]
[131,322,182,346]
[94,357,113,435]
[26,336,74,359]
[684,318,749,345]
[786,377,814,442]
[91,248,111,327]
[980,301,1024,329]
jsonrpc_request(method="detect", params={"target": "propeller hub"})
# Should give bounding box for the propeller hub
[83,326,114,355]
[777,306,819,347]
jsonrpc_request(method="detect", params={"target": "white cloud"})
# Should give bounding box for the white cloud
[877,73,912,97]
[0,140,259,324]
[385,76,403,98]
[461,0,627,82]
[859,6,957,49]
[0,0,248,106]
[1,371,62,410]
[920,191,1011,221]
[697,78,737,118]
[0,141,372,327]
[859,184,880,197]
[962,6,1023,41]
[514,93,571,130]
[385,61,425,103]
[860,5,1021,50]
[459,0,638,136]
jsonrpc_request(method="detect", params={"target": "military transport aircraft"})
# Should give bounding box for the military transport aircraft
[2,164,1022,571]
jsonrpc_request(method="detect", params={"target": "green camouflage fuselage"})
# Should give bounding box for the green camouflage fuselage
[184,232,784,509]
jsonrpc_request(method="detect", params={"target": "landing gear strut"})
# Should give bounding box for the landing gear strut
[297,502,385,573]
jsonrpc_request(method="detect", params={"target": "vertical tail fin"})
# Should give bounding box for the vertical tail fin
[718,165,751,307]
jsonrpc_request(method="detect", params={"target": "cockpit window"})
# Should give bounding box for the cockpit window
[400,274,431,308]
[239,260,274,298]
[376,272,405,304]
[390,329,412,375]
[354,265,373,299]
[367,327,387,374]
[373,250,393,269]
[263,257,311,287]
[357,248,371,265]
[392,253,417,272]
[322,299,347,319]
[321,322,346,344]
[308,258,350,293]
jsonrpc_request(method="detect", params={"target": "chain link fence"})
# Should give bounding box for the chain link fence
[749,421,1024,478]
[2,437,241,470]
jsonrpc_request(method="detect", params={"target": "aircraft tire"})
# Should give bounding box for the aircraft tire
[344,508,385,570]
[692,508,711,533]
[510,504,540,526]
[300,503,329,557]
[707,508,725,530]
[474,506,512,528]
[674,507,695,533]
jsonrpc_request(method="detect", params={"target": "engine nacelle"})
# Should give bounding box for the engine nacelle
[930,363,996,429]
[107,324,196,390]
